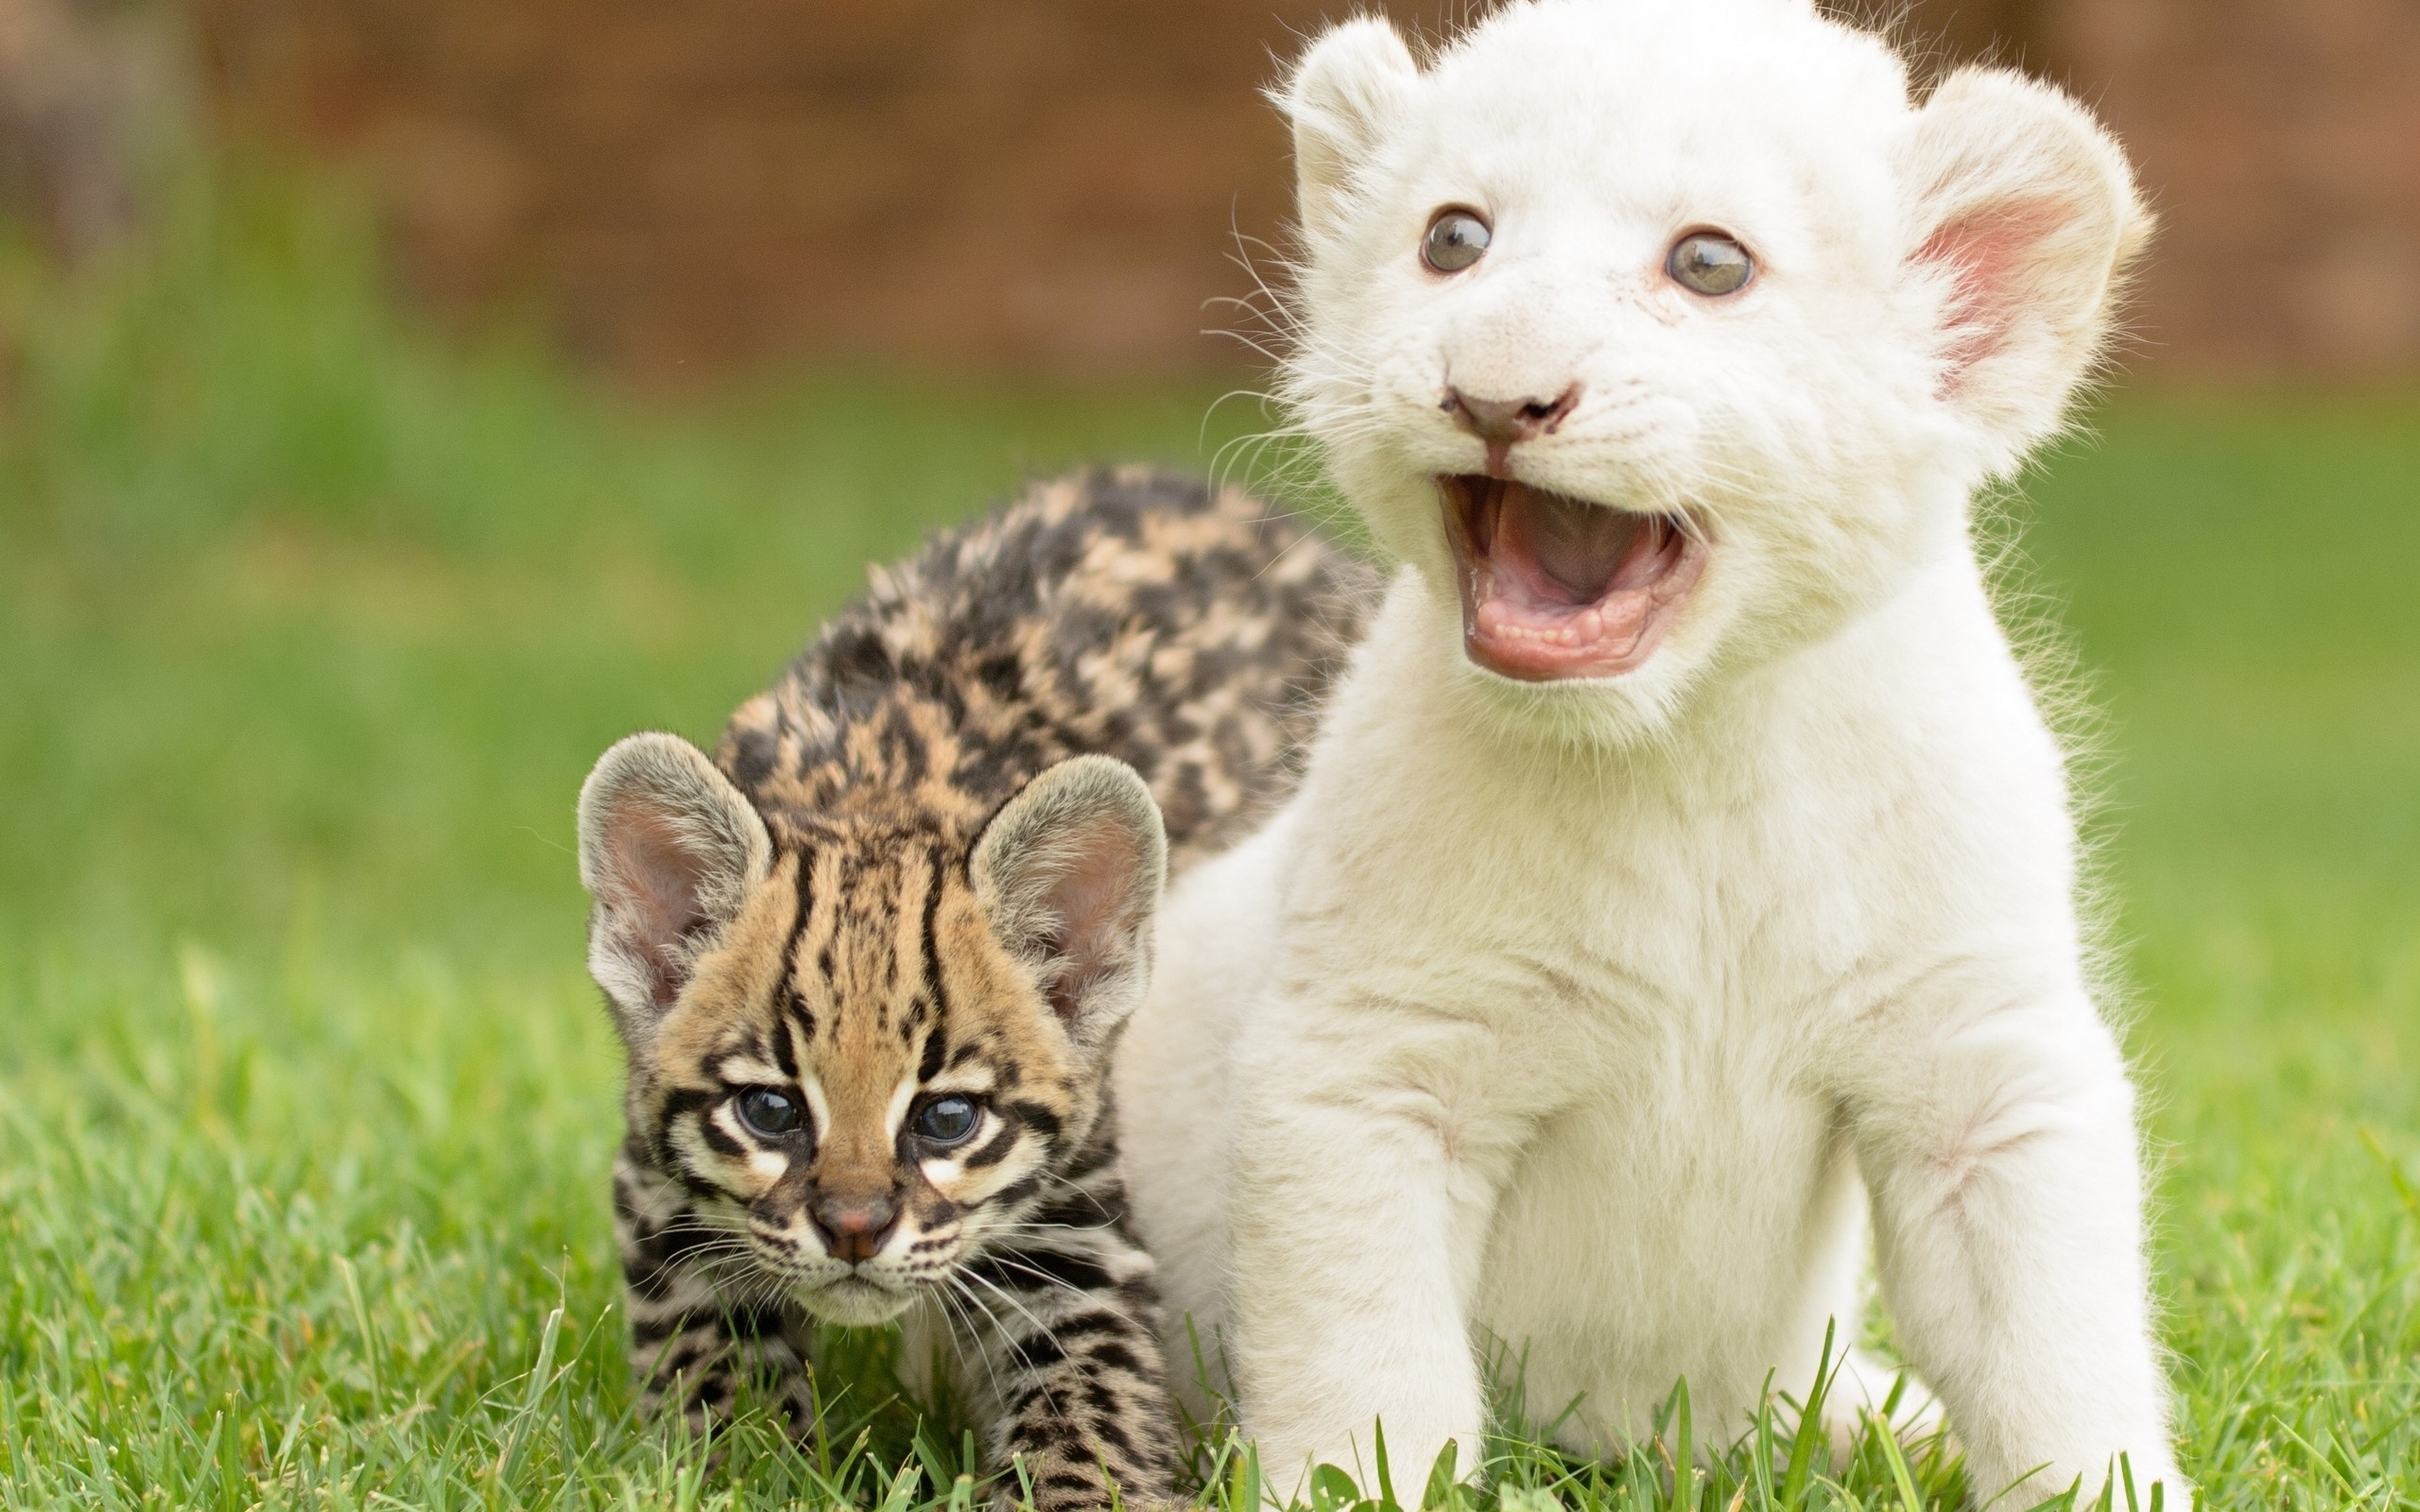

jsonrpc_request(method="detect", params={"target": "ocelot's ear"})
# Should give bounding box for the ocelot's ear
[1275,16,1419,249]
[577,732,772,1040]
[1895,67,2152,473]
[970,755,1168,1057]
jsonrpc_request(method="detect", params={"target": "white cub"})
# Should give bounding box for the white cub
[1114,0,2183,1503]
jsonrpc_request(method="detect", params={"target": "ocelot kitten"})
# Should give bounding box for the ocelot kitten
[574,468,1373,1510]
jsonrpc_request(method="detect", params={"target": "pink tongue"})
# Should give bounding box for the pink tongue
[1501,485,1642,602]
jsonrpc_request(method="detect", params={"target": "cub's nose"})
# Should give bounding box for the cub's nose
[1443,384,1582,451]
[809,1194,899,1264]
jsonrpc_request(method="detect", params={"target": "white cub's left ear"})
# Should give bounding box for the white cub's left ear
[1895,67,2153,471]
[971,755,1168,1056]
[1275,16,1420,249]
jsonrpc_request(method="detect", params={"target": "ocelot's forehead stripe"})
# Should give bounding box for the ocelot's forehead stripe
[780,842,818,1047]
[783,844,843,1028]
[917,841,950,1020]
[898,845,943,1040]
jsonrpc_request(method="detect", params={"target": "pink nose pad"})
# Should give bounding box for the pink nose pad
[1442,385,1582,448]
[1442,385,1582,475]
[809,1194,899,1263]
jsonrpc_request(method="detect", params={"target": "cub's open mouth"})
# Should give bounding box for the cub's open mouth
[1440,475,1707,682]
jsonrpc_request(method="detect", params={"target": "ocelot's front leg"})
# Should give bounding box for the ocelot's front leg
[946,1160,1182,1511]
[613,1143,818,1439]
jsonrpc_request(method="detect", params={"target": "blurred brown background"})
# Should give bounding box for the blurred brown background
[10,0,2420,381]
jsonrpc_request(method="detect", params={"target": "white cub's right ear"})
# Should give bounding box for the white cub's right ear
[1275,16,1420,246]
[1895,67,2152,472]
[970,755,1167,1058]
[577,731,772,1037]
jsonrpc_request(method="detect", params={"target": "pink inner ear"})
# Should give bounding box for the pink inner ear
[1037,817,1148,1023]
[1916,197,2073,388]
[610,807,715,1006]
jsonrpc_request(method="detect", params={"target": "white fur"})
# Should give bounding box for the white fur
[1115,0,2179,1503]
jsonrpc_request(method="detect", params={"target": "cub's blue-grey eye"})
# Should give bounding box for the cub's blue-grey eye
[1422,209,1492,274]
[735,1087,802,1139]
[914,1095,981,1146]
[1668,231,1754,296]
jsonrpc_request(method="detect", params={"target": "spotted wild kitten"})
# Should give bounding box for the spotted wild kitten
[573,469,1373,1509]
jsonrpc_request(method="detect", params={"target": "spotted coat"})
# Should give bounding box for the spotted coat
[605,468,1374,1509]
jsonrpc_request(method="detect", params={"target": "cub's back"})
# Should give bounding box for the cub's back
[718,466,1377,865]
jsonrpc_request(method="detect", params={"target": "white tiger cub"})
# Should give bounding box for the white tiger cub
[1115,0,2186,1503]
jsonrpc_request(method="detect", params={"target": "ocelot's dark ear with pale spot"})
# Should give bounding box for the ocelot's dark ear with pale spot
[1895,66,2152,474]
[1275,15,1419,249]
[577,731,772,1043]
[970,755,1167,1057]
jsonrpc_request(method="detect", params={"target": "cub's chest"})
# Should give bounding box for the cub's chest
[1297,833,1873,1045]
[1315,748,1888,980]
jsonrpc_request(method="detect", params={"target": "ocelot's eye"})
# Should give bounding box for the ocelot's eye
[735,1087,803,1139]
[1422,208,1492,274]
[1667,231,1754,296]
[912,1095,982,1147]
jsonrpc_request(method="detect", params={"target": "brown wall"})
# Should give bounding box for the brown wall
[188,0,1369,377]
[1,0,185,259]
[182,0,2420,381]
[2036,0,2420,377]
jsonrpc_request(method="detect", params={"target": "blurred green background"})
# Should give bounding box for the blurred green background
[2,4,2417,1504]
[0,167,1308,1505]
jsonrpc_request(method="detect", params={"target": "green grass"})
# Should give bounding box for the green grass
[1,170,2414,1510]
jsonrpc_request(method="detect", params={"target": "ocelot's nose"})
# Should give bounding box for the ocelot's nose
[809,1193,899,1263]
[1443,384,1582,449]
